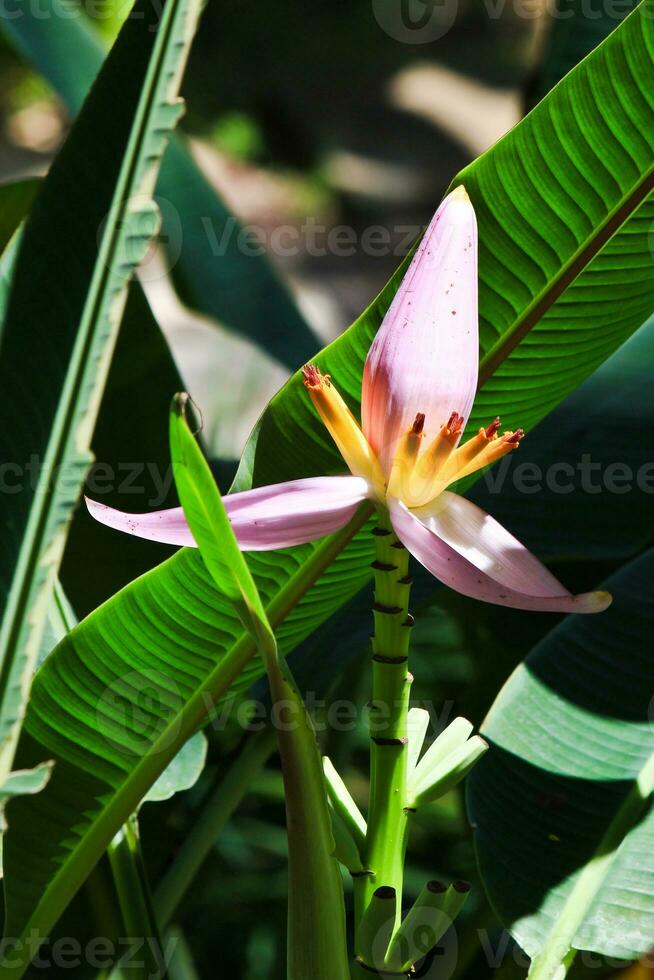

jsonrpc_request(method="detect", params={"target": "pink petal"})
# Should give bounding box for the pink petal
[413,491,569,597]
[361,187,478,475]
[225,475,369,549]
[86,475,369,551]
[85,497,195,547]
[390,500,611,614]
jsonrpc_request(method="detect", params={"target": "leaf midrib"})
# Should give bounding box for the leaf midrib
[527,751,654,979]
[475,162,654,387]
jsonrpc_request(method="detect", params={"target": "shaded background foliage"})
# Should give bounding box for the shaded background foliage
[0,0,648,976]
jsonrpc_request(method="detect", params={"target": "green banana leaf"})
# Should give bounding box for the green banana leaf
[470,315,654,563]
[43,576,207,807]
[5,3,654,970]
[0,6,317,370]
[0,182,181,620]
[0,0,204,905]
[467,546,654,970]
[142,732,207,807]
[236,0,654,492]
[0,236,20,323]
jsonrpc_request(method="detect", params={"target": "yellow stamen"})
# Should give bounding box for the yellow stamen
[410,416,524,505]
[302,364,383,490]
[454,428,524,481]
[388,413,425,499]
[438,416,501,485]
[408,412,463,505]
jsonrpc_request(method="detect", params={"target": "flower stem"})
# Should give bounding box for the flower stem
[357,508,413,960]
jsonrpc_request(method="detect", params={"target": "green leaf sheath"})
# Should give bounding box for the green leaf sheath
[0,0,203,792]
[468,547,654,968]
[169,393,272,644]
[358,512,413,952]
[265,661,350,980]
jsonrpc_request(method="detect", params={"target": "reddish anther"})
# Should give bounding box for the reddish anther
[505,428,525,445]
[484,417,501,439]
[302,364,325,388]
[412,413,426,434]
[447,412,464,437]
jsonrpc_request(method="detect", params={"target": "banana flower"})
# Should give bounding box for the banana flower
[87,188,610,613]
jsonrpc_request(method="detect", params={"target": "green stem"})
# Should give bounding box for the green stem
[262,642,350,980]
[108,815,168,980]
[154,727,276,926]
[357,508,413,956]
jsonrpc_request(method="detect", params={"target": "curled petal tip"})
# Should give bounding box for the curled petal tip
[85,495,103,515]
[572,590,613,613]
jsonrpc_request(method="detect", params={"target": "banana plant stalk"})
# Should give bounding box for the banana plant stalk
[168,395,350,980]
